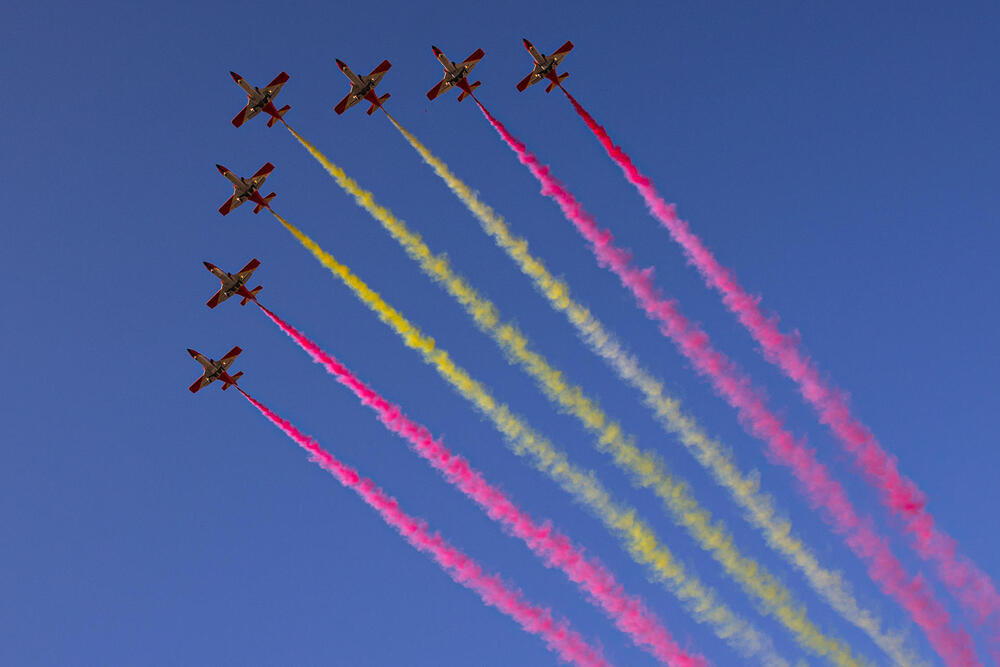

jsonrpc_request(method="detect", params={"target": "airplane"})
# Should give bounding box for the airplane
[188,346,243,393]
[217,163,276,216]
[230,71,291,128]
[426,46,485,102]
[333,58,392,115]
[204,259,262,309]
[516,38,574,93]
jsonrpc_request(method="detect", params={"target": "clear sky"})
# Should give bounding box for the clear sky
[3,1,998,665]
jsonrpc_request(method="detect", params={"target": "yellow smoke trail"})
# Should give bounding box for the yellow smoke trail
[382,117,922,667]
[270,200,786,667]
[284,125,864,667]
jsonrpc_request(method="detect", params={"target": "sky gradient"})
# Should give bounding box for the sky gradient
[3,1,998,665]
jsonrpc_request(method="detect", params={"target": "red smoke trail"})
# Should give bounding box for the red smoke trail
[559,88,1000,649]
[238,386,610,667]
[475,99,980,667]
[256,303,705,667]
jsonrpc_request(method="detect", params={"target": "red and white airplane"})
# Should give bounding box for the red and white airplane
[426,46,485,102]
[334,58,392,115]
[216,163,275,216]
[516,39,574,93]
[203,259,262,309]
[188,346,243,393]
[229,71,291,128]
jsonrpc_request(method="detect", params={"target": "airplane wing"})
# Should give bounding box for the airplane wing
[219,346,242,370]
[250,162,274,189]
[426,79,453,101]
[367,60,392,86]
[206,289,230,309]
[516,71,541,92]
[334,92,359,115]
[189,376,212,393]
[232,105,260,127]
[460,48,485,73]
[235,258,260,284]
[218,194,241,216]
[261,71,290,97]
[550,40,574,65]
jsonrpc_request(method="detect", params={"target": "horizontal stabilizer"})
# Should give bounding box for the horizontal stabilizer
[222,371,243,390]
[367,93,390,115]
[267,105,291,128]
[457,81,481,102]
[241,286,263,306]
[253,192,276,214]
[545,73,569,93]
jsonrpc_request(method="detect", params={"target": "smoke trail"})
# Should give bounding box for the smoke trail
[560,87,1000,654]
[255,303,704,667]
[237,388,609,667]
[267,198,788,667]
[302,120,866,667]
[475,101,980,667]
[386,115,923,667]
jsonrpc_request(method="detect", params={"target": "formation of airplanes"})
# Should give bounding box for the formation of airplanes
[193,38,574,394]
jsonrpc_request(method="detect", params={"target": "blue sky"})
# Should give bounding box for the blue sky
[3,1,998,664]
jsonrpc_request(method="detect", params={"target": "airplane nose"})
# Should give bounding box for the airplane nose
[335,58,347,69]
[203,261,213,270]
[522,38,532,49]
[216,164,227,174]
[187,348,198,357]
[229,71,240,81]
[432,45,442,55]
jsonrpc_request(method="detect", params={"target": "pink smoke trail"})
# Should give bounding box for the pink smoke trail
[475,99,981,667]
[237,386,610,667]
[255,303,705,667]
[559,87,1000,651]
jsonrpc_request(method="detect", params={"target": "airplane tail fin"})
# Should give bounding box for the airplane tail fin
[367,93,390,115]
[545,72,570,93]
[457,81,481,102]
[222,371,243,390]
[253,193,276,214]
[267,105,291,128]
[240,286,263,306]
